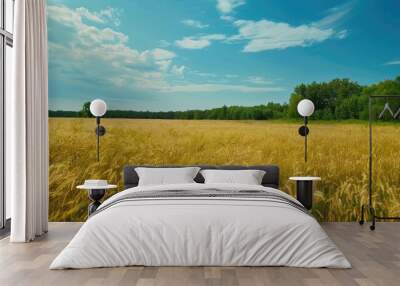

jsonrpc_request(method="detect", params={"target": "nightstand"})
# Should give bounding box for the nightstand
[289,177,321,210]
[77,181,117,216]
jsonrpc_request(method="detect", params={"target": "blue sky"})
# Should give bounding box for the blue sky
[47,0,400,111]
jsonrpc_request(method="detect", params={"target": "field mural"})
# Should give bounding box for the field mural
[47,0,400,222]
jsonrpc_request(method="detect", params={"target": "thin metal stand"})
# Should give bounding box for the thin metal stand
[96,117,100,161]
[298,116,309,163]
[95,117,106,162]
[359,95,400,230]
[304,116,308,163]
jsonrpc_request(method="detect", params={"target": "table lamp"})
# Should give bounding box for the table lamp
[297,99,315,162]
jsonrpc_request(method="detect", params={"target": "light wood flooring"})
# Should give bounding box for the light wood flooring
[0,222,399,286]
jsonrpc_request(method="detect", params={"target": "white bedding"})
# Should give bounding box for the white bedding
[50,183,351,269]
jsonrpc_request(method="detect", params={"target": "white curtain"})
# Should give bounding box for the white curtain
[8,0,49,242]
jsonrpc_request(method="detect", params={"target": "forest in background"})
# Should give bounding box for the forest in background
[49,76,400,120]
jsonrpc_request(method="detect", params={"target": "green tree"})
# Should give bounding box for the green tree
[79,101,92,117]
[288,93,302,118]
[288,79,362,119]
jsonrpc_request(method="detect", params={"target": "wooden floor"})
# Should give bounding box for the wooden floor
[0,222,399,286]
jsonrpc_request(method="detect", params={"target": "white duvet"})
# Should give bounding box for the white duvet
[50,183,351,269]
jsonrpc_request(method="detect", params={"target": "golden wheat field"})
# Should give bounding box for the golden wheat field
[49,118,400,222]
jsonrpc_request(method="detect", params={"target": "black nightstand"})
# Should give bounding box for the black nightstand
[289,177,321,210]
[77,183,117,216]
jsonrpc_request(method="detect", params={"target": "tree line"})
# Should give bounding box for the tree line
[49,76,400,120]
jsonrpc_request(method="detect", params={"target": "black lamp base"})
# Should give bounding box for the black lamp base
[87,189,106,216]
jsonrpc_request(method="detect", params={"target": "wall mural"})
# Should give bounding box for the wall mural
[47,0,400,222]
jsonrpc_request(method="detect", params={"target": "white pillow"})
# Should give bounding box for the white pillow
[200,169,266,185]
[135,167,201,186]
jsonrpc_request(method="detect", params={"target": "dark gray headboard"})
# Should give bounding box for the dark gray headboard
[123,165,279,189]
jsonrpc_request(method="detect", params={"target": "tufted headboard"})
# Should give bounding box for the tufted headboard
[123,165,280,190]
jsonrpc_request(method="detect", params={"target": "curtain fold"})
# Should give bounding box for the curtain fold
[9,0,49,242]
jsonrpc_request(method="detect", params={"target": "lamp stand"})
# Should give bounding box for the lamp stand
[95,117,106,162]
[304,116,308,163]
[96,117,100,161]
[298,116,309,163]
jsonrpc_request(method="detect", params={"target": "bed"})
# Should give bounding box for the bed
[50,165,350,269]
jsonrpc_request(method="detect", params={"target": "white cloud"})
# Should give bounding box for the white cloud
[171,65,185,77]
[47,5,180,89]
[229,3,352,52]
[157,60,172,72]
[175,38,211,49]
[158,40,171,48]
[336,29,348,39]
[76,6,121,26]
[151,49,176,72]
[159,83,282,93]
[122,74,283,94]
[48,4,281,97]
[202,34,226,40]
[231,19,334,52]
[181,19,209,29]
[175,34,226,49]
[151,48,176,60]
[101,7,122,26]
[76,7,104,23]
[191,71,217,77]
[217,0,245,14]
[47,5,81,26]
[220,15,235,22]
[247,76,272,85]
[47,5,127,45]
[313,1,354,28]
[385,60,400,65]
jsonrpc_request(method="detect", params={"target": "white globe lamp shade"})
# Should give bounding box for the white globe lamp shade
[90,99,107,117]
[297,99,315,117]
